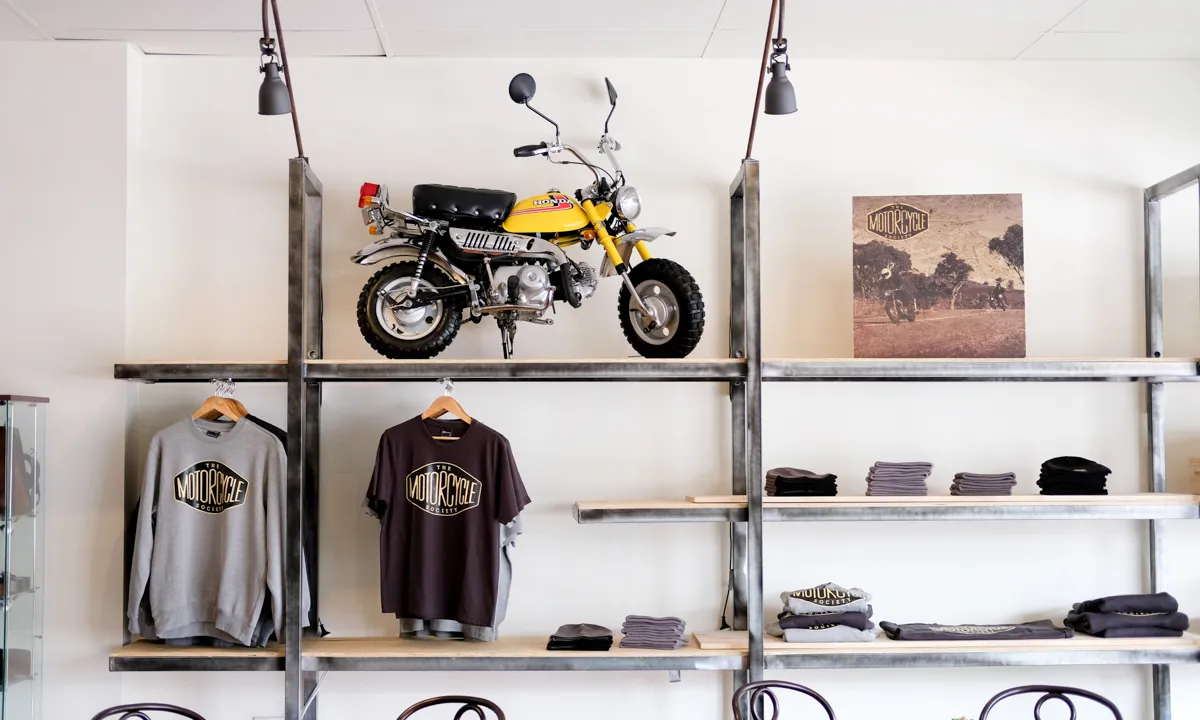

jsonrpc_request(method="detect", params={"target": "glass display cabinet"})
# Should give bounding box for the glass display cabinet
[1,396,46,720]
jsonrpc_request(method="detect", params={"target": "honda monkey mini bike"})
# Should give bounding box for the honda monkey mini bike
[351,74,705,359]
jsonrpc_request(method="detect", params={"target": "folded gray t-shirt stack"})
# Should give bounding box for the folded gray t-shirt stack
[772,583,878,643]
[866,461,932,496]
[620,615,688,649]
[951,472,1017,496]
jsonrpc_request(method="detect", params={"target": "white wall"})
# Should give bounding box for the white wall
[8,46,1200,719]
[0,41,137,720]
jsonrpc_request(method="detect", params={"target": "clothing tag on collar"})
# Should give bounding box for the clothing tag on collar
[206,430,222,439]
[439,429,455,438]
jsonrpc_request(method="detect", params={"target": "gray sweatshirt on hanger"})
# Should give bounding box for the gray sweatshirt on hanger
[128,418,293,646]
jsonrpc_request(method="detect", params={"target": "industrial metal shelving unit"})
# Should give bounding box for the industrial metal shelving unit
[112,158,1200,720]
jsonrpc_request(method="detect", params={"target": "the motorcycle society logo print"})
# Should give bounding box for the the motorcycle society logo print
[174,461,249,514]
[866,202,929,241]
[406,462,483,517]
[789,586,867,607]
[937,625,1017,635]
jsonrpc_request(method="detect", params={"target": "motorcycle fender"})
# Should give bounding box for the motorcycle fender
[351,240,471,286]
[599,227,676,277]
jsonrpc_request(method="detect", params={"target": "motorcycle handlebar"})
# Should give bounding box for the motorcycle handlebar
[513,142,548,158]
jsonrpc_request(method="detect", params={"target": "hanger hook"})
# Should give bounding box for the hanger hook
[437,377,453,396]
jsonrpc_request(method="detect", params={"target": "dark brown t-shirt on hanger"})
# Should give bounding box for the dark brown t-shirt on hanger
[366,416,530,629]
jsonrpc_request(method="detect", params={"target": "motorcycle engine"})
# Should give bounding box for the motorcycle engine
[492,264,552,307]
[570,261,598,301]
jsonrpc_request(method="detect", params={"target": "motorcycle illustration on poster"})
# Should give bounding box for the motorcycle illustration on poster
[852,194,1025,358]
[351,74,705,360]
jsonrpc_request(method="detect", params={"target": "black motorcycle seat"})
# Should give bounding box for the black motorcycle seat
[412,184,516,225]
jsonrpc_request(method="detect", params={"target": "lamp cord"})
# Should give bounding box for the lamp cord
[263,0,305,158]
[745,0,780,160]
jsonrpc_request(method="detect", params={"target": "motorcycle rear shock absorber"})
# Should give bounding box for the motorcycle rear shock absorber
[406,231,438,302]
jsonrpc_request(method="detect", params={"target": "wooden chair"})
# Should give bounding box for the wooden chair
[396,695,506,720]
[733,680,837,720]
[979,685,1123,720]
[90,704,207,720]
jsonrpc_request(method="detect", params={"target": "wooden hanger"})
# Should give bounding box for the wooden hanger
[193,379,247,422]
[421,378,470,440]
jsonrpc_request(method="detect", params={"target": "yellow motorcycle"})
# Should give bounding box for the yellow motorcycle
[352,73,705,359]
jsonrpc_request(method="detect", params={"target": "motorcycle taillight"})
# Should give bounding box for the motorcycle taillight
[358,182,380,208]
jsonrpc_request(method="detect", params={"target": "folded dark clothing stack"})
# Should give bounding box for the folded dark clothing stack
[768,605,877,643]
[766,467,838,497]
[546,623,614,651]
[1038,456,1110,495]
[1064,593,1189,638]
[951,472,1017,496]
[866,461,931,496]
[620,615,687,649]
[880,619,1074,641]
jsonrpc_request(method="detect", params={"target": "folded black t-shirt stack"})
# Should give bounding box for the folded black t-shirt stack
[1064,592,1189,638]
[766,468,838,497]
[1038,456,1110,495]
[620,615,687,649]
[951,472,1017,496]
[546,623,614,651]
[866,461,931,496]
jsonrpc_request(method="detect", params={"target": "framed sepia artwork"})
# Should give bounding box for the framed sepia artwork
[852,194,1025,358]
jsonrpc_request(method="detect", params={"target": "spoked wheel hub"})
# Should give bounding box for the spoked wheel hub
[376,276,443,341]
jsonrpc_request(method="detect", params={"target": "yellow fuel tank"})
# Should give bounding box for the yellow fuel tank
[502,192,589,234]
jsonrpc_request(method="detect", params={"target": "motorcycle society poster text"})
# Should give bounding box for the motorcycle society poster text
[852,194,1025,358]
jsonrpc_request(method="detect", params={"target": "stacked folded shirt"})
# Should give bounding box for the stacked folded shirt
[1038,456,1110,495]
[951,472,1017,496]
[620,615,687,649]
[880,619,1074,641]
[766,468,838,497]
[546,623,614,651]
[1064,592,1189,638]
[769,605,877,643]
[866,461,931,496]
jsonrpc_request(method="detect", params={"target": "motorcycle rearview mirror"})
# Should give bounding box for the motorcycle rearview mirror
[508,73,536,104]
[603,77,618,134]
[509,72,561,141]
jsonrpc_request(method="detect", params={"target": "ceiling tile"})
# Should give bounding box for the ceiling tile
[1020,31,1200,60]
[0,2,43,39]
[717,0,1082,34]
[385,29,711,58]
[1056,0,1200,32]
[374,0,725,31]
[54,29,384,56]
[704,27,1040,59]
[15,0,374,34]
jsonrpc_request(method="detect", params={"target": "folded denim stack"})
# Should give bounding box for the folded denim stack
[1038,456,1111,495]
[766,468,838,497]
[546,623,614,651]
[1064,592,1189,638]
[866,461,931,496]
[951,472,1017,496]
[768,606,877,643]
[620,615,687,650]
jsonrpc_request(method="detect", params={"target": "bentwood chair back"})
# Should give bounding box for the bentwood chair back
[90,704,207,720]
[396,695,506,720]
[979,685,1123,720]
[733,680,837,720]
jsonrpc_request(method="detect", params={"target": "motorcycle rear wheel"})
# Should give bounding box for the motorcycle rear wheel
[357,261,462,359]
[618,258,705,358]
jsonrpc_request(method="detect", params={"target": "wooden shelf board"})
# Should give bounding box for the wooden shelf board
[695,631,1200,654]
[109,640,284,671]
[688,494,1200,506]
[302,635,743,671]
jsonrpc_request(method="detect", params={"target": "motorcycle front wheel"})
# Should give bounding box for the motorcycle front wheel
[618,258,705,358]
[357,261,462,359]
[885,298,900,323]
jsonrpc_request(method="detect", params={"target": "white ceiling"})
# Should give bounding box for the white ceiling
[2,0,1199,59]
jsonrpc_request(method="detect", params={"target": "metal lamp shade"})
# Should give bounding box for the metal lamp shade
[764,62,796,115]
[258,62,291,115]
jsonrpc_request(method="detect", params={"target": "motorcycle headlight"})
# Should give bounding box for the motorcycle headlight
[614,186,642,221]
